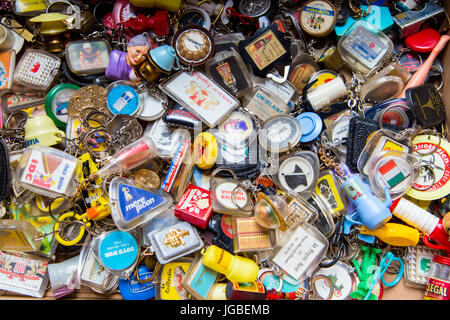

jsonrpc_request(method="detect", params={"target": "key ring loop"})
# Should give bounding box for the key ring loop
[53,211,91,247]
[414,130,442,157]
[231,184,257,212]
[310,274,334,300]
[4,111,29,129]
[82,128,112,153]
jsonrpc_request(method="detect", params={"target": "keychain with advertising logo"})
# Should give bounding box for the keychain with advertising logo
[109,176,173,231]
[406,134,450,201]
[298,0,337,38]
[238,24,292,78]
[204,49,252,98]
[89,229,140,279]
[148,221,204,264]
[209,167,254,216]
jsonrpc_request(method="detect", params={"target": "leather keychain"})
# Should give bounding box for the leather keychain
[405,84,446,128]
[0,138,11,202]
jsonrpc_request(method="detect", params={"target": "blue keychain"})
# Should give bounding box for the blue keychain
[335,5,394,38]
[364,251,404,300]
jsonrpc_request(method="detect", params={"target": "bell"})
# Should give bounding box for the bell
[137,45,179,82]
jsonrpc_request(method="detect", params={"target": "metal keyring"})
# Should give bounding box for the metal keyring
[412,160,436,192]
[396,47,423,72]
[231,184,256,212]
[4,111,29,129]
[310,275,334,300]
[413,130,442,157]
[82,128,112,153]
[47,195,83,221]
[428,65,444,91]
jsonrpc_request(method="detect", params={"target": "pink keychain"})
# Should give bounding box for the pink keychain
[397,34,450,99]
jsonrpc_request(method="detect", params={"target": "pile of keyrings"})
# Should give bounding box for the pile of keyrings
[0,0,448,301]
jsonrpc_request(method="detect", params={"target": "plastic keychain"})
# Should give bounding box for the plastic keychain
[362,251,404,300]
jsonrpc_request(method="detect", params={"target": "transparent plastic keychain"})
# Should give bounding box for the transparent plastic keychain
[365,150,421,200]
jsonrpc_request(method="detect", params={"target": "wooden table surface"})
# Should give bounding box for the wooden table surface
[0,272,426,300]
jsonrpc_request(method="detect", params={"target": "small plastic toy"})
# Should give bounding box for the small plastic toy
[105,34,151,82]
[349,246,381,300]
[343,175,392,230]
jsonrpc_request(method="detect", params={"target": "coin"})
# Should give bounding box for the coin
[132,169,161,189]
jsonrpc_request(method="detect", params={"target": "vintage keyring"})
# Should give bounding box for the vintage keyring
[377,103,416,130]
[4,110,29,129]
[54,211,92,246]
[231,181,258,212]
[82,128,112,153]
[310,274,334,300]
[255,191,287,231]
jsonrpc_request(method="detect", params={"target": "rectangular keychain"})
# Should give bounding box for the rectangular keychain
[160,70,240,128]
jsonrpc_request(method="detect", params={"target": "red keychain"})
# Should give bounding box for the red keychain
[404,28,441,53]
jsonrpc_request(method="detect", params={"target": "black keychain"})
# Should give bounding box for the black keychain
[405,84,446,128]
[238,23,292,78]
[0,138,10,202]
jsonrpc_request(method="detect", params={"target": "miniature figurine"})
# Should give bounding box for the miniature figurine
[105,34,151,82]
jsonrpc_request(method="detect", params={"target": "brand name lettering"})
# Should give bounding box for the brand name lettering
[125,196,155,214]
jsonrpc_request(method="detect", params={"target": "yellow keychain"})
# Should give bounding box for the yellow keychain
[202,245,259,283]
[193,132,218,170]
[79,153,111,220]
[53,211,91,247]
[359,223,420,247]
